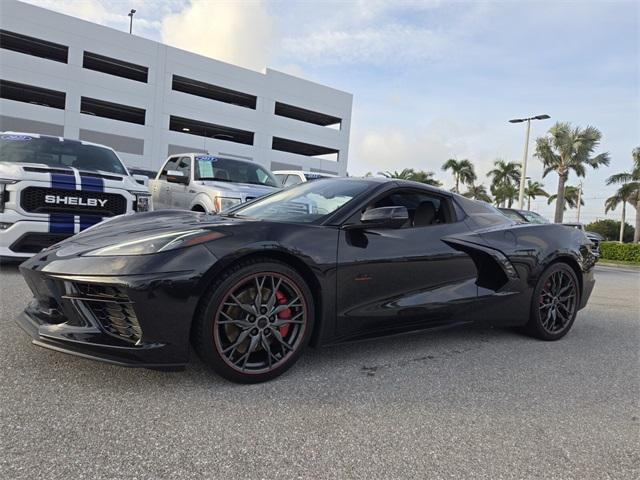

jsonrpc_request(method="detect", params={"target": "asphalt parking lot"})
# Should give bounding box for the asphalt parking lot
[0,264,638,479]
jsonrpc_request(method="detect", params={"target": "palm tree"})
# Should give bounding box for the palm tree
[409,170,442,187]
[463,184,492,203]
[524,180,549,211]
[379,169,414,180]
[441,158,476,193]
[547,185,584,211]
[378,168,441,186]
[605,147,640,242]
[605,183,638,243]
[535,122,610,223]
[488,159,520,207]
[493,183,519,208]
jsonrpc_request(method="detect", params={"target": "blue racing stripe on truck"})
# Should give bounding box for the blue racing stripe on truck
[79,175,104,231]
[80,175,103,192]
[50,214,75,233]
[50,172,76,234]
[50,172,76,190]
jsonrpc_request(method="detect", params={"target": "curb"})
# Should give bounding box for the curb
[596,262,640,272]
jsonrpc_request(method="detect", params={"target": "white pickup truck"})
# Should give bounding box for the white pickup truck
[0,132,151,260]
[149,153,280,213]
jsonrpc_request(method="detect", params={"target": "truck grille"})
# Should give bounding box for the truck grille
[73,283,142,343]
[20,187,127,216]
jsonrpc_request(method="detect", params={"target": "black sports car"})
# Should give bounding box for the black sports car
[17,178,597,383]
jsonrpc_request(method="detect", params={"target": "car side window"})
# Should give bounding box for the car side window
[274,173,286,185]
[159,156,180,180]
[176,156,191,180]
[368,190,453,228]
[284,174,302,187]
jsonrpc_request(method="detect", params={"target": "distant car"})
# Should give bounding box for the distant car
[126,166,157,186]
[499,208,549,224]
[149,154,280,213]
[273,170,337,187]
[563,223,603,255]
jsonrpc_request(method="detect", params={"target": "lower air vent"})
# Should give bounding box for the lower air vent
[88,301,142,343]
[73,283,142,343]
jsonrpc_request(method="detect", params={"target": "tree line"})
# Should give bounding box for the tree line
[372,121,639,243]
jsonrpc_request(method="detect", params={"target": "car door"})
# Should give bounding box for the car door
[152,156,179,209]
[335,188,478,339]
[170,156,192,209]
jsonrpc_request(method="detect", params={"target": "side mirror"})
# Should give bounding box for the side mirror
[345,206,409,230]
[166,170,189,185]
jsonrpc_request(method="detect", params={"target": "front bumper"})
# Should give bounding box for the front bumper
[16,244,215,367]
[0,217,73,259]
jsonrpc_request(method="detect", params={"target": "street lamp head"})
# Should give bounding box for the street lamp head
[509,118,525,123]
[128,9,136,17]
[534,114,550,120]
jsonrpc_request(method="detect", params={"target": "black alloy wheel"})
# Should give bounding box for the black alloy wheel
[193,259,314,383]
[524,262,580,340]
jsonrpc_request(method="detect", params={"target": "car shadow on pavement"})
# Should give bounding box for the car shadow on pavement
[17,321,525,391]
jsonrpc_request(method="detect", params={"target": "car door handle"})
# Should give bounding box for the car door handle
[189,190,196,193]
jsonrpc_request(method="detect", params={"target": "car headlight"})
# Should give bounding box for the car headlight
[85,229,224,256]
[0,179,18,213]
[134,193,152,212]
[214,196,241,212]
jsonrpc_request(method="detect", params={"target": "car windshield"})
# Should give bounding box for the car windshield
[0,134,127,175]
[228,178,370,223]
[194,155,278,187]
[500,209,525,223]
[521,211,549,224]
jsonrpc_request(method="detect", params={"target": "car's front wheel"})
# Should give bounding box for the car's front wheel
[193,259,314,383]
[524,262,580,341]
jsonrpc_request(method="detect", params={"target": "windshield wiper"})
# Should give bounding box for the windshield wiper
[198,177,233,182]
[242,181,274,186]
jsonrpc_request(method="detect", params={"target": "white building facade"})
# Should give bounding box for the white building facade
[0,0,352,175]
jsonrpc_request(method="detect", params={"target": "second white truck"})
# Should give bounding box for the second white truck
[150,153,280,213]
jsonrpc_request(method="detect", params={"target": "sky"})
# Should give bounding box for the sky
[25,0,640,224]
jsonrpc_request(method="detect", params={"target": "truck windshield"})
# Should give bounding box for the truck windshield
[0,134,127,175]
[194,155,278,187]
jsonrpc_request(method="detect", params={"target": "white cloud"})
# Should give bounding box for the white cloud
[160,0,273,71]
[281,24,450,66]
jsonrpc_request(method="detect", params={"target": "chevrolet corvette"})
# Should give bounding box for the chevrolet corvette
[17,178,597,383]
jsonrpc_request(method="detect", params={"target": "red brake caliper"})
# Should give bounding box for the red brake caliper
[275,290,291,337]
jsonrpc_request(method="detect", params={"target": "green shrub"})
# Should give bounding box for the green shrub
[585,219,635,242]
[599,241,640,263]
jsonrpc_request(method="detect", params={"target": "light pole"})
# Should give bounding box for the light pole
[128,9,136,34]
[576,181,583,223]
[509,114,550,209]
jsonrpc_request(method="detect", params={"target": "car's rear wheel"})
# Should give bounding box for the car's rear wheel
[524,262,580,340]
[193,259,314,383]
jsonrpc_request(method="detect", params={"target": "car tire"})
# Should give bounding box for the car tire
[523,262,580,341]
[193,258,314,383]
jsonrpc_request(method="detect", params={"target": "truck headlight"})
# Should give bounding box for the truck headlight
[134,193,152,212]
[0,179,17,213]
[214,196,241,212]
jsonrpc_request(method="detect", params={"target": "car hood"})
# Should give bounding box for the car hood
[0,162,148,193]
[195,180,278,197]
[49,210,251,255]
